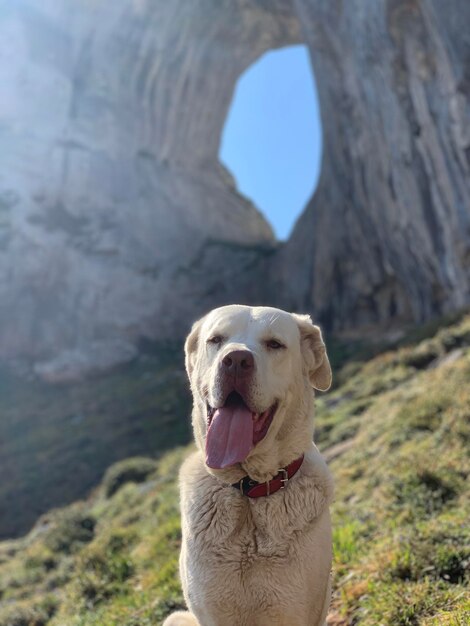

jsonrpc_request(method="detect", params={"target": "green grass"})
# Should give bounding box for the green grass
[321,313,470,625]
[0,313,469,624]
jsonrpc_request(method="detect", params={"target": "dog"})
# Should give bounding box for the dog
[163,305,334,626]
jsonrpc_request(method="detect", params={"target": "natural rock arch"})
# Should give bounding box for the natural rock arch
[1,0,469,377]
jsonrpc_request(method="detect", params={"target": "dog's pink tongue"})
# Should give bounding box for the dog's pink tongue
[206,406,254,469]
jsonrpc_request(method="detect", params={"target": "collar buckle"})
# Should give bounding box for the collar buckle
[278,468,289,489]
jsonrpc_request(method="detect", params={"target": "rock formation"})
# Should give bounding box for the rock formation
[0,0,299,378]
[1,0,469,377]
[282,0,470,333]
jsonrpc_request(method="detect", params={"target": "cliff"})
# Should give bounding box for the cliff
[1,0,469,378]
[282,0,470,333]
[0,0,298,379]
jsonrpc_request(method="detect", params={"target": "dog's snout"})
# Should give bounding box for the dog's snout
[221,350,254,377]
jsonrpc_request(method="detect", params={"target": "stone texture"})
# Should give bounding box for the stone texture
[1,0,469,377]
[281,0,470,333]
[0,0,298,378]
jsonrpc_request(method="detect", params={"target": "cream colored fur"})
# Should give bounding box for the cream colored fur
[163,305,334,626]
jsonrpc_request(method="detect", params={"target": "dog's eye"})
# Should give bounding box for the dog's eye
[266,339,285,350]
[207,335,223,346]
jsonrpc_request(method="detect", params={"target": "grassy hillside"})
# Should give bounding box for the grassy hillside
[0,315,469,625]
[0,346,191,539]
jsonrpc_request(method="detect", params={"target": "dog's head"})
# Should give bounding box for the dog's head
[184,305,331,482]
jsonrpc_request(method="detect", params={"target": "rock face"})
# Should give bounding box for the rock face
[0,0,298,378]
[1,0,469,377]
[282,0,470,332]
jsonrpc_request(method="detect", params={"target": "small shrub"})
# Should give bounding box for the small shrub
[402,342,440,370]
[0,595,57,626]
[438,326,470,351]
[434,545,470,584]
[24,550,57,573]
[75,532,135,609]
[44,558,74,591]
[394,395,446,433]
[44,508,95,554]
[387,527,470,585]
[76,551,133,607]
[103,457,157,498]
[392,471,458,518]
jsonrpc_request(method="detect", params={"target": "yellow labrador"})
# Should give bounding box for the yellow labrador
[164,305,334,626]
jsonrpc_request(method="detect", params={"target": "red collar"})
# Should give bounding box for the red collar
[232,455,304,498]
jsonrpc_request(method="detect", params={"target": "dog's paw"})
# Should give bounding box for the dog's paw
[162,611,200,626]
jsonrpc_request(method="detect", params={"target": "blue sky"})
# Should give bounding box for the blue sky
[219,45,322,241]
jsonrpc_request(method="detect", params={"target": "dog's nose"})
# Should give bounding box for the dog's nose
[221,350,254,377]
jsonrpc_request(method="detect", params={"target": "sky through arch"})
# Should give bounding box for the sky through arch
[219,45,322,241]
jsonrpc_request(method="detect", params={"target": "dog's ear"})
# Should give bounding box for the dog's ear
[184,317,205,379]
[292,314,332,392]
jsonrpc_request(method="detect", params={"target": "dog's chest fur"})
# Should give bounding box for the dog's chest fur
[179,449,333,623]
